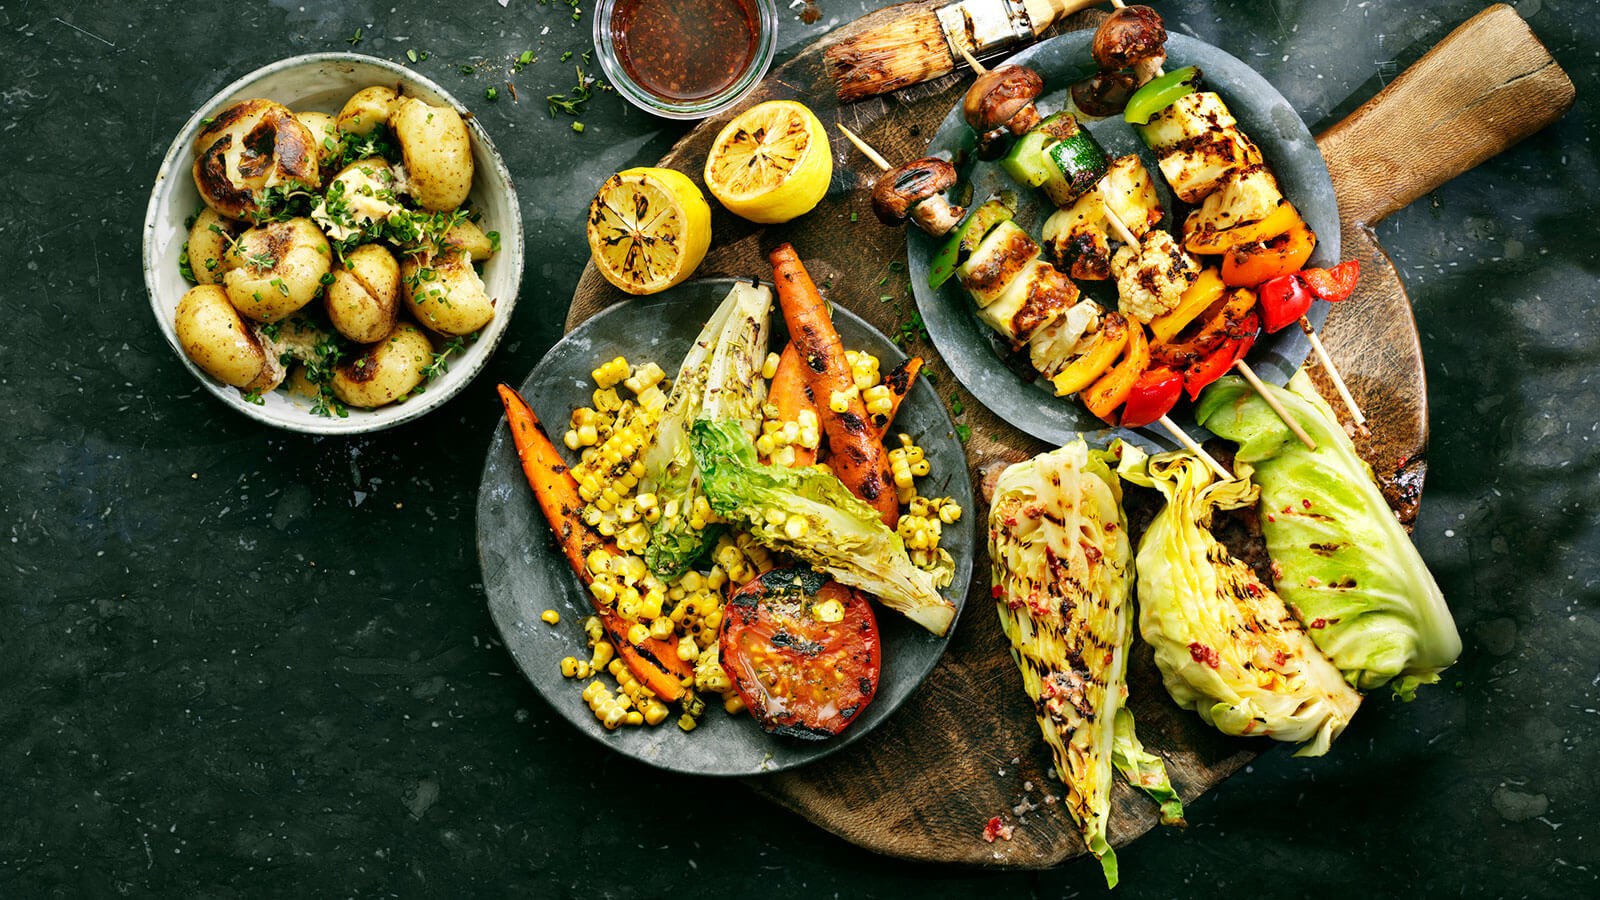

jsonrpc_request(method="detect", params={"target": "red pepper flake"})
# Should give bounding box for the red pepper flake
[1267,514,1276,522]
[1273,650,1288,666]
[1302,498,1312,508]
[1309,617,1327,629]
[982,816,1013,843]
[1188,642,1221,668]
[1283,505,1294,514]
[991,584,1004,599]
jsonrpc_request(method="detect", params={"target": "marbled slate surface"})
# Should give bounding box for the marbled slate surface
[1,0,1594,895]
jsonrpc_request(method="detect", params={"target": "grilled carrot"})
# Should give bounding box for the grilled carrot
[871,356,923,442]
[769,244,900,527]
[767,342,821,467]
[497,384,692,702]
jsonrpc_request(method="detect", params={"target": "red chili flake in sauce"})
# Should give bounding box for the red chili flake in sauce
[1188,642,1221,668]
[612,0,761,102]
[982,816,1014,843]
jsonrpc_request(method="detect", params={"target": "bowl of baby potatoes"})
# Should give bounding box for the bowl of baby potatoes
[143,53,524,433]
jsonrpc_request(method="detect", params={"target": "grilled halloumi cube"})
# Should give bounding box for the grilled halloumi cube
[1027,299,1103,377]
[976,257,1079,347]
[1138,91,1240,151]
[1042,155,1163,281]
[1183,164,1284,244]
[958,220,1041,308]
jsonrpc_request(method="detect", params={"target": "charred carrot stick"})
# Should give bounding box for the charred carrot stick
[767,342,821,468]
[497,384,692,702]
[769,244,899,527]
[871,356,923,443]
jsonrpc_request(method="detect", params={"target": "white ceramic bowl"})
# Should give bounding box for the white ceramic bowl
[142,53,524,434]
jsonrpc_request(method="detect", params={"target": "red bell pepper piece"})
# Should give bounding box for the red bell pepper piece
[1258,273,1313,333]
[1183,312,1260,400]
[1121,366,1183,428]
[1301,260,1361,302]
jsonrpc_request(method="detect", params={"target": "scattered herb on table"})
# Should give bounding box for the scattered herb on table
[347,27,362,47]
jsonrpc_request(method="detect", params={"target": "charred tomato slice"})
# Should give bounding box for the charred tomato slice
[719,567,881,740]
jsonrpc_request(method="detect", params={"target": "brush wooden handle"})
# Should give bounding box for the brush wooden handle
[1020,0,1101,35]
[1317,3,1573,225]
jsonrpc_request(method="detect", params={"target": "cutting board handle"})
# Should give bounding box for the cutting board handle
[1315,3,1574,226]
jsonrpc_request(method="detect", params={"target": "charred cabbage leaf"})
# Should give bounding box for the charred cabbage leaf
[988,441,1132,886]
[1195,372,1462,698]
[640,281,771,579]
[691,418,956,635]
[1117,443,1362,757]
[1112,708,1186,829]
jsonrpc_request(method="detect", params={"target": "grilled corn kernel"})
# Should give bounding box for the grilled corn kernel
[634,492,657,511]
[848,350,881,390]
[602,707,626,730]
[755,433,777,458]
[563,429,581,450]
[623,361,665,395]
[560,656,580,678]
[593,356,630,389]
[813,597,845,623]
[589,641,614,671]
[540,609,561,625]
[626,623,650,646]
[703,608,723,632]
[678,714,698,732]
[644,701,670,726]
[592,387,623,412]
[623,710,644,727]
[761,351,781,380]
[583,616,603,642]
[649,616,674,640]
[706,566,727,591]
[676,635,699,662]
[772,445,797,468]
[723,694,746,715]
[783,514,808,540]
[828,387,859,414]
[938,502,963,524]
[589,579,617,606]
[863,384,894,417]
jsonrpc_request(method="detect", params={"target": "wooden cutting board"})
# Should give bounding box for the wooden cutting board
[564,3,1571,867]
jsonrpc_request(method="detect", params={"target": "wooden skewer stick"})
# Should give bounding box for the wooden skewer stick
[1158,418,1233,482]
[840,125,1236,481]
[1300,319,1368,430]
[959,46,986,74]
[1229,357,1317,450]
[836,124,892,172]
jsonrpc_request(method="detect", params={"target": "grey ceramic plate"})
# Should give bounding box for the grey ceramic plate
[909,32,1339,450]
[476,278,974,775]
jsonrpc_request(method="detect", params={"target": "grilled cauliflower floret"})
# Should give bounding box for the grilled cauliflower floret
[1027,300,1104,377]
[1112,230,1201,324]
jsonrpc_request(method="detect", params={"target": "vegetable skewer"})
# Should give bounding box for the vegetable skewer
[960,50,1316,451]
[1101,1,1366,430]
[839,124,1233,481]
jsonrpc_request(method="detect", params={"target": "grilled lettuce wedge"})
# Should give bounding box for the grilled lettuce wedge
[691,418,956,635]
[639,281,771,579]
[1196,372,1462,698]
[1117,444,1362,757]
[988,441,1135,886]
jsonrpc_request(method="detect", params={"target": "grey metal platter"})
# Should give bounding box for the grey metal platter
[476,278,975,776]
[909,31,1340,450]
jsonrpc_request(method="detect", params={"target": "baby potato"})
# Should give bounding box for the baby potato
[192,98,320,219]
[186,208,240,286]
[401,249,495,337]
[442,218,495,261]
[391,97,473,211]
[312,158,404,241]
[336,85,399,137]
[294,110,340,180]
[330,322,434,408]
[223,217,332,323]
[174,284,270,388]
[325,243,400,343]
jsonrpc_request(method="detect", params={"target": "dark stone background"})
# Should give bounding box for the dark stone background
[2,0,1593,895]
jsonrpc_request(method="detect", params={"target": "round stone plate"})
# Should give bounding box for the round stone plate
[476,278,974,775]
[909,31,1340,449]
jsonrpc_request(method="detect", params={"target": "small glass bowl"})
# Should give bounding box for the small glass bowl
[592,0,778,120]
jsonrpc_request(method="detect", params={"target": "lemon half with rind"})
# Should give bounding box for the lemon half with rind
[586,167,712,295]
[704,100,832,224]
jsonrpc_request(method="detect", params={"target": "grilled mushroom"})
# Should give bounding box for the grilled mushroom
[1091,5,1167,71]
[963,65,1045,147]
[1071,70,1139,118]
[871,158,965,235]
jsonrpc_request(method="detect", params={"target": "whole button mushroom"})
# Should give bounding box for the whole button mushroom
[1092,5,1168,84]
[871,158,966,236]
[963,65,1045,150]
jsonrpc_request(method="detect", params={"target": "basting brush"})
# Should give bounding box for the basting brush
[825,0,1103,103]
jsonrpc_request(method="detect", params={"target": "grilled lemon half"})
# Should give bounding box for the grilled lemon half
[586,167,712,295]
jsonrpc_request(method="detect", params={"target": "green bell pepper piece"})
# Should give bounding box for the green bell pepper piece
[1123,65,1202,125]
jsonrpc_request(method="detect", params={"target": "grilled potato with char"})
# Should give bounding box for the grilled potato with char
[192,99,321,220]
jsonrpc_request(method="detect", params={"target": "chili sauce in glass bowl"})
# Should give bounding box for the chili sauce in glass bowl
[594,0,778,119]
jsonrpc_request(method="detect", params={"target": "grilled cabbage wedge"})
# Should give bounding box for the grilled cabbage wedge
[1196,372,1462,697]
[1117,443,1362,757]
[691,419,956,636]
[639,281,771,578]
[989,441,1134,886]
